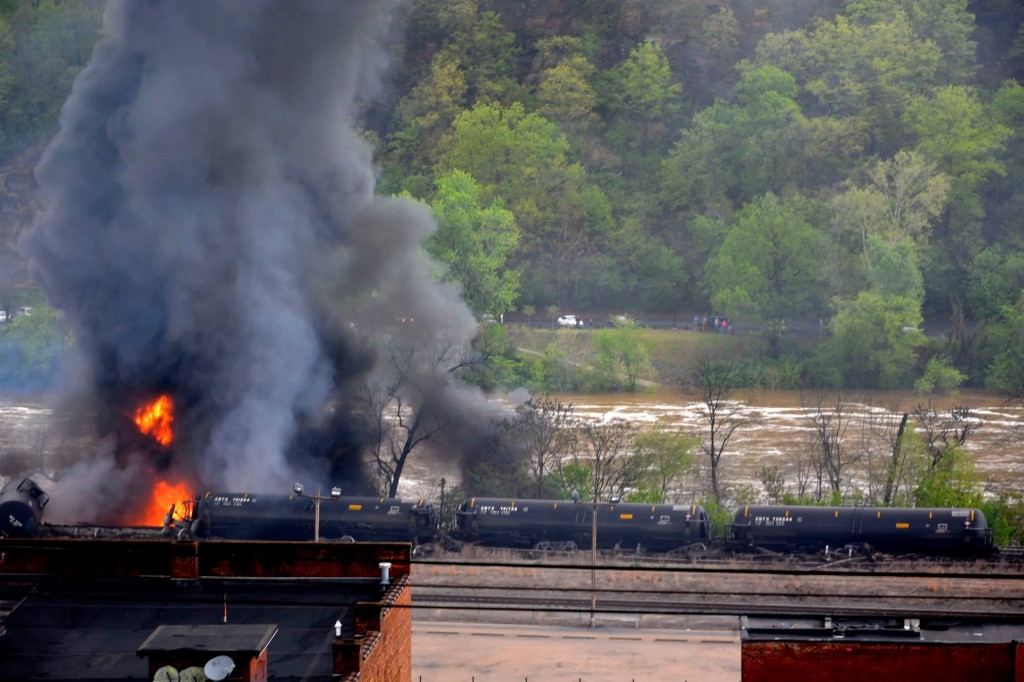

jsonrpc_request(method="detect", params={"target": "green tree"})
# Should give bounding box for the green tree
[984,291,1024,402]
[706,192,827,354]
[756,12,942,154]
[629,431,698,503]
[436,0,518,103]
[390,51,468,172]
[0,15,13,148]
[609,41,683,156]
[845,0,977,83]
[427,170,520,316]
[825,291,925,388]
[660,64,810,211]
[913,445,982,507]
[537,54,598,135]
[438,102,610,307]
[986,79,1024,248]
[914,356,967,393]
[863,236,926,303]
[830,150,949,302]
[906,86,1009,209]
[0,305,70,389]
[591,322,653,392]
[862,150,951,247]
[905,86,1011,289]
[455,323,529,392]
[965,246,1024,321]
[659,104,732,213]
[0,0,104,154]
[701,7,740,64]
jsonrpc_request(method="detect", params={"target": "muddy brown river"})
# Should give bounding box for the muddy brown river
[402,387,1024,503]
[3,388,1022,503]
[555,387,1024,501]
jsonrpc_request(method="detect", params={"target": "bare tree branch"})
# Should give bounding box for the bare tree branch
[687,358,758,505]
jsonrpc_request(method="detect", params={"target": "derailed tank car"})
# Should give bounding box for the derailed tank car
[456,497,710,552]
[191,491,435,544]
[0,476,50,538]
[730,504,993,554]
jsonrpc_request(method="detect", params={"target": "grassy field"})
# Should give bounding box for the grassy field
[506,325,760,385]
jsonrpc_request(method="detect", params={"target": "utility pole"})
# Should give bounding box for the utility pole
[591,499,597,628]
[586,495,619,628]
[292,483,341,542]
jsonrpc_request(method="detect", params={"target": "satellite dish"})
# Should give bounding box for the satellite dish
[204,655,236,681]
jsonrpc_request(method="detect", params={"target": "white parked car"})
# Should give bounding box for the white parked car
[557,314,583,328]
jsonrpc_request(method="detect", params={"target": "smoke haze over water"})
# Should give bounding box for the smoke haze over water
[22,0,494,522]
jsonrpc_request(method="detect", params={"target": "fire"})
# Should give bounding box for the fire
[129,479,192,527]
[125,477,192,524]
[134,394,174,446]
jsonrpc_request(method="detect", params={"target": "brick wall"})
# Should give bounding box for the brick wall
[742,640,1022,681]
[334,576,412,682]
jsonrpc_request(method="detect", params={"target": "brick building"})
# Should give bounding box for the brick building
[741,615,1024,682]
[0,538,413,681]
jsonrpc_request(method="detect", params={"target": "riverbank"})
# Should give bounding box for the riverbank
[507,324,792,387]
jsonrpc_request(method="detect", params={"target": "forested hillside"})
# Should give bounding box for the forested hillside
[1,0,1023,394]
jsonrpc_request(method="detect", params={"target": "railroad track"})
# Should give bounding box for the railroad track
[411,559,1024,622]
[412,587,1024,621]
[415,543,1024,575]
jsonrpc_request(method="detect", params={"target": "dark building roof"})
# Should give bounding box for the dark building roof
[0,539,410,681]
[741,615,1024,644]
[740,615,1024,682]
[138,624,280,658]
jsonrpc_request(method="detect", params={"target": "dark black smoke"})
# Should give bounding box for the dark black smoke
[22,0,501,523]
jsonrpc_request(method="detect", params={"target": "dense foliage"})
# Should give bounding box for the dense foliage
[1,0,1023,540]
[373,0,1024,394]
[2,0,1024,394]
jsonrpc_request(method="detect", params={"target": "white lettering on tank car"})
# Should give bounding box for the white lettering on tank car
[951,510,970,517]
[479,504,518,515]
[754,516,793,527]
[213,495,256,507]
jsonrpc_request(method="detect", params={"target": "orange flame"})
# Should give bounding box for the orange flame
[128,479,192,527]
[134,394,174,446]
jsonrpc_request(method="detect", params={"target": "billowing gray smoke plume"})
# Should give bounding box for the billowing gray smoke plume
[23,0,500,523]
